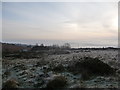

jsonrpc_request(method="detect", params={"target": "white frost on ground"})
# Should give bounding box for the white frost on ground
[2,50,119,88]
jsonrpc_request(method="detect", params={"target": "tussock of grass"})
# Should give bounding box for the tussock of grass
[67,57,116,80]
[3,79,19,88]
[80,57,115,75]
[46,75,67,88]
[52,64,65,72]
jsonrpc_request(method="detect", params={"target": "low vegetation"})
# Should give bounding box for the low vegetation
[2,43,118,88]
[3,79,19,88]
[46,76,67,88]
[52,64,65,72]
[68,57,116,79]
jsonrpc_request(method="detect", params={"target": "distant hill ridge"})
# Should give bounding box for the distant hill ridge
[2,43,32,53]
[1,42,118,53]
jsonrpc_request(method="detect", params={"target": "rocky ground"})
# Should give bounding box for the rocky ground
[2,49,120,88]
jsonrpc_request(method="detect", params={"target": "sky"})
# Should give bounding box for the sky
[2,2,118,48]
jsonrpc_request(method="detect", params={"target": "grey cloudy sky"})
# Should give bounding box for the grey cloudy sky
[2,2,118,47]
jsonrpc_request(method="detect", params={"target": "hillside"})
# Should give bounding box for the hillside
[2,43,31,53]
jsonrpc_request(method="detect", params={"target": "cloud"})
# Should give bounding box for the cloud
[2,2,118,47]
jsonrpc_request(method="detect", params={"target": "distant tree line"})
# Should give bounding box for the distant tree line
[31,43,71,51]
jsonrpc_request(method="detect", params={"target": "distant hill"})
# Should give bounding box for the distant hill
[2,43,31,53]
